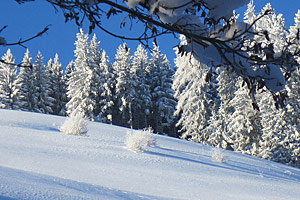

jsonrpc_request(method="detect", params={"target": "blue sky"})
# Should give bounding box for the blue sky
[0,0,299,67]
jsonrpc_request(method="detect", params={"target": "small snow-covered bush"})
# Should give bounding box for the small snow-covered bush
[60,112,88,136]
[125,127,156,152]
[211,148,226,163]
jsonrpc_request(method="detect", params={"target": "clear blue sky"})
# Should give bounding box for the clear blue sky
[0,0,299,67]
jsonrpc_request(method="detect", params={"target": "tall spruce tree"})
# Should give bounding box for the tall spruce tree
[14,49,35,111]
[88,34,114,122]
[46,54,66,116]
[112,43,135,128]
[148,43,176,135]
[32,51,53,113]
[205,67,238,149]
[173,36,219,141]
[94,49,114,123]
[226,79,263,155]
[131,44,151,129]
[0,49,18,109]
[66,29,96,119]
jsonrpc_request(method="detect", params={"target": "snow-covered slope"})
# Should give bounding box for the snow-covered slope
[0,109,300,200]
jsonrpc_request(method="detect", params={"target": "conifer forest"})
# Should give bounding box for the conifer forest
[0,3,300,168]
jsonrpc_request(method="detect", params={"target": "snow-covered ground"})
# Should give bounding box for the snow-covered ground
[0,109,300,200]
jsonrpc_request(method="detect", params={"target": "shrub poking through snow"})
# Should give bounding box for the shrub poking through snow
[125,127,156,152]
[60,112,88,135]
[211,148,226,163]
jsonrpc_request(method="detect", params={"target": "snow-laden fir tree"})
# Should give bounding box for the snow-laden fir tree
[112,43,135,128]
[209,2,263,153]
[173,36,219,141]
[0,49,18,109]
[66,29,96,120]
[256,91,295,165]
[46,54,67,116]
[205,67,239,150]
[14,49,35,111]
[32,51,54,114]
[147,43,176,135]
[226,79,263,155]
[88,34,113,122]
[63,60,74,111]
[94,50,114,123]
[88,34,101,120]
[131,44,151,129]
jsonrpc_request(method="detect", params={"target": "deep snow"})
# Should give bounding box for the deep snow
[0,109,300,200]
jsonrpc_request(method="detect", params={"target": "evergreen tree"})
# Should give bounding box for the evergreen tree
[148,43,176,134]
[32,51,53,113]
[66,29,96,119]
[14,49,35,111]
[94,50,114,123]
[257,91,295,165]
[131,44,151,129]
[173,36,219,141]
[205,67,238,149]
[46,54,66,116]
[226,79,263,155]
[112,43,135,128]
[88,34,113,122]
[0,49,18,109]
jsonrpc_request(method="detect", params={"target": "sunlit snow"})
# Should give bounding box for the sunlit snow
[0,109,300,199]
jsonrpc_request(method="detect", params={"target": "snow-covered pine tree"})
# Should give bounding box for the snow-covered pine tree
[226,79,263,155]
[88,34,113,122]
[14,49,35,111]
[208,2,263,153]
[0,49,18,109]
[63,60,74,113]
[147,43,176,135]
[32,51,53,114]
[205,67,239,150]
[94,49,114,123]
[257,91,295,165]
[88,33,101,120]
[66,29,96,120]
[131,44,151,129]
[112,43,135,128]
[173,36,219,141]
[46,54,67,116]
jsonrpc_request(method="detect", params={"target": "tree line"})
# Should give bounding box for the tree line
[0,29,177,136]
